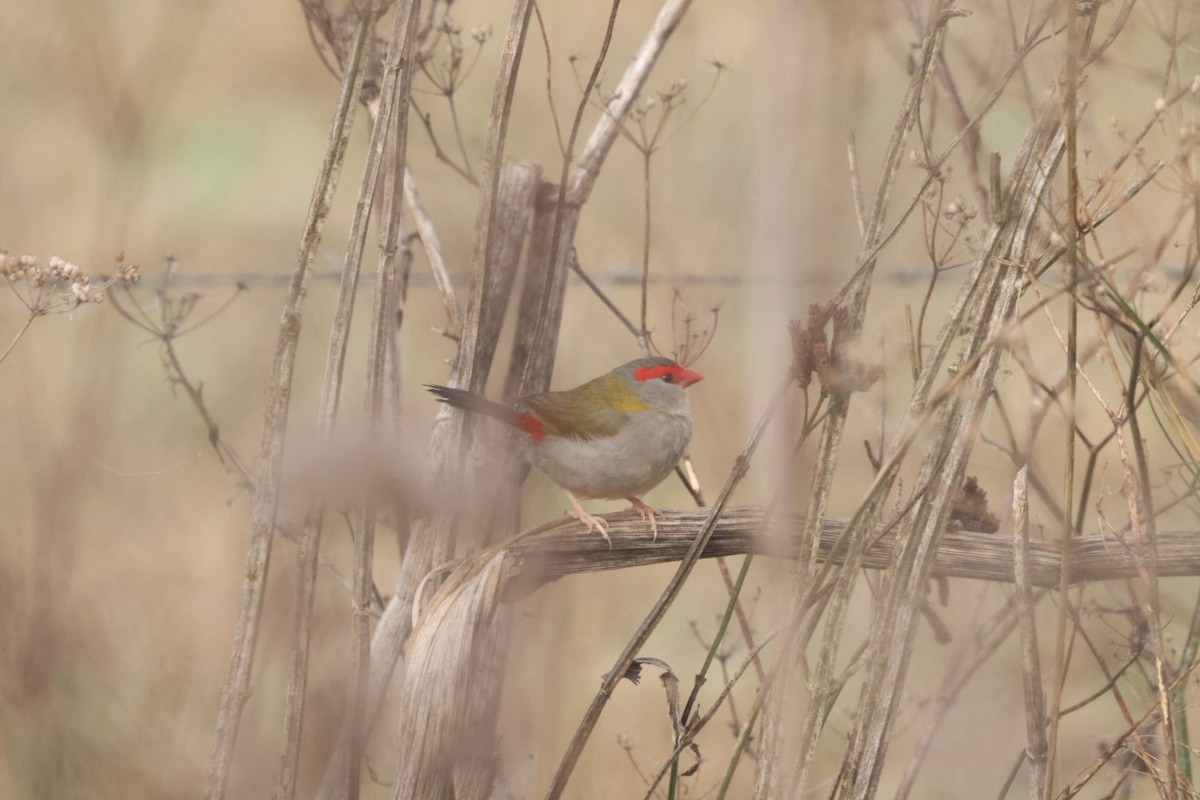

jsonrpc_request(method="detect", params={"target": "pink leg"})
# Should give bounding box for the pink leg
[565,491,611,548]
[626,497,658,541]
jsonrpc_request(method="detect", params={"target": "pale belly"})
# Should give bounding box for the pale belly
[531,409,692,499]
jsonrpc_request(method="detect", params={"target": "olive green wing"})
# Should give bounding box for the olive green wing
[523,373,651,440]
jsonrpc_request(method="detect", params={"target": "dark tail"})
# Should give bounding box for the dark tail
[425,385,524,428]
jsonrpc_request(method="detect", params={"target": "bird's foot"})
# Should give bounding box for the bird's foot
[627,497,658,541]
[565,492,611,549]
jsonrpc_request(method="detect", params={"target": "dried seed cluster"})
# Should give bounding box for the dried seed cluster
[1,251,140,310]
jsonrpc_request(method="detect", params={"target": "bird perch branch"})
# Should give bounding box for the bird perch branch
[496,507,1200,596]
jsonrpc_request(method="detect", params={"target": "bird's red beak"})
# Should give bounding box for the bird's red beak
[678,368,704,388]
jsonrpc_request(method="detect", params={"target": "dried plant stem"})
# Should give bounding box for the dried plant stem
[1174,583,1200,786]
[473,510,1200,597]
[640,151,652,342]
[543,379,791,800]
[278,3,419,796]
[1117,343,1177,794]
[679,552,757,725]
[711,556,766,683]
[1056,660,1200,799]
[457,0,533,397]
[346,4,420,798]
[565,0,694,206]
[159,326,253,477]
[847,9,1053,284]
[569,254,643,341]
[204,7,375,798]
[832,106,1064,800]
[677,435,821,739]
[1045,4,1087,795]
[1013,467,1048,799]
[0,313,35,368]
[404,168,461,340]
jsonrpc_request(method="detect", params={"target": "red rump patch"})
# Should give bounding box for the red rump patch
[631,363,704,387]
[517,412,544,442]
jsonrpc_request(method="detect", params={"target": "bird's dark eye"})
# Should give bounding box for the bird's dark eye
[661,372,674,383]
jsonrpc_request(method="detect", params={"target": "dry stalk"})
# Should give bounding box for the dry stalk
[762,87,1068,797]
[637,630,781,800]
[564,0,694,208]
[1013,467,1049,799]
[498,511,1200,589]
[204,7,376,798]
[403,169,461,340]
[348,4,421,797]
[515,0,621,397]
[1054,658,1200,800]
[389,555,511,799]
[843,5,1055,285]
[276,6,419,797]
[1114,401,1176,792]
[455,0,533,397]
[1044,5,1088,795]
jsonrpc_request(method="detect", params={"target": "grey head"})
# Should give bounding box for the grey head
[610,356,704,413]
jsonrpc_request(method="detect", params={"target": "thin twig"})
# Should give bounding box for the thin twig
[0,313,36,368]
[404,168,462,340]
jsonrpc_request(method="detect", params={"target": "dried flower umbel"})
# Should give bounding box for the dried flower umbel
[1,251,140,311]
[1,250,140,366]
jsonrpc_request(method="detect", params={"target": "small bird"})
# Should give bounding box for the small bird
[426,356,703,545]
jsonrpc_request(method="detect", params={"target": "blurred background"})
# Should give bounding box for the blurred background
[3,0,1200,797]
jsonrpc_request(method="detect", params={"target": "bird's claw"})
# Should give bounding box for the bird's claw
[627,497,658,541]
[569,508,611,548]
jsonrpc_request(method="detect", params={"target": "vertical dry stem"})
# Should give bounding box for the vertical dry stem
[1012,467,1048,799]
[278,4,419,797]
[204,9,376,798]
[1045,6,1094,795]
[347,4,421,798]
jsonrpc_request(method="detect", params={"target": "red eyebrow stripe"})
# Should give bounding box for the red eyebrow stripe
[632,364,674,382]
[632,364,704,386]
[516,412,544,442]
